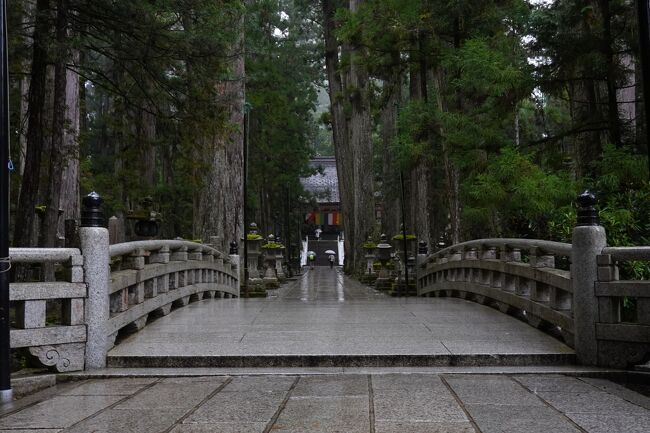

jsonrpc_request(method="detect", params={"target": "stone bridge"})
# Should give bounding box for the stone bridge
[6,193,650,375]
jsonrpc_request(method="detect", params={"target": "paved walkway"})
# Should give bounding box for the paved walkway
[4,268,649,432]
[107,267,573,367]
[2,373,649,432]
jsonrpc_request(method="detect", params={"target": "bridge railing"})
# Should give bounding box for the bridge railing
[8,248,87,372]
[106,240,239,350]
[595,246,650,366]
[7,194,239,372]
[418,239,574,346]
[418,192,650,368]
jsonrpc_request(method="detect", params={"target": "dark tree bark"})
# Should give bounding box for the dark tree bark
[379,70,401,238]
[323,0,354,271]
[14,0,50,247]
[41,0,70,248]
[194,14,244,251]
[348,0,375,274]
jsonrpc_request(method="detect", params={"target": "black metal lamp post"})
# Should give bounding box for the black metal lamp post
[637,0,650,177]
[0,0,11,402]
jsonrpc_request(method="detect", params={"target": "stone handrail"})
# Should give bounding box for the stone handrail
[427,238,572,262]
[419,228,650,368]
[7,235,240,373]
[8,248,87,372]
[601,246,650,261]
[105,240,239,352]
[109,239,229,261]
[419,239,575,348]
[594,247,650,367]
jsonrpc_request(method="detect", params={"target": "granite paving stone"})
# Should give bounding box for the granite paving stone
[1,373,648,432]
[580,377,650,410]
[291,375,368,397]
[0,395,123,429]
[221,375,296,392]
[170,422,267,433]
[272,395,370,433]
[60,378,157,396]
[63,408,185,433]
[0,430,62,433]
[537,389,648,415]
[375,421,477,433]
[112,379,223,410]
[567,412,650,433]
[513,374,599,393]
[374,392,468,423]
[185,390,287,423]
[444,375,545,406]
[372,373,449,393]
[463,404,582,433]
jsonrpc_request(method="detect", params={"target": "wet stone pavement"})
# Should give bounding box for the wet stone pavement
[106,267,573,366]
[3,267,649,431]
[1,373,649,432]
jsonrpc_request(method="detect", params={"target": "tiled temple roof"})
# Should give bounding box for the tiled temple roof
[301,157,339,204]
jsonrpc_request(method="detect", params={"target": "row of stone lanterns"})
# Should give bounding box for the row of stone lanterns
[242,222,288,296]
[363,233,429,296]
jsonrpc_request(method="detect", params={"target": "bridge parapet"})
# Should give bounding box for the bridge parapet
[594,246,650,367]
[7,239,239,373]
[419,233,650,368]
[8,248,87,372]
[419,239,575,347]
[106,240,239,351]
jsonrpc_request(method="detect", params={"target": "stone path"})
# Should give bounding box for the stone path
[1,373,649,432]
[107,267,574,367]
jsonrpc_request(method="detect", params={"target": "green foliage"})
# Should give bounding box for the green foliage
[261,241,284,249]
[392,234,416,240]
[463,146,576,238]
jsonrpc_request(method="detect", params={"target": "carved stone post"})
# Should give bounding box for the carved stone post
[572,191,606,365]
[79,192,109,369]
[229,241,241,297]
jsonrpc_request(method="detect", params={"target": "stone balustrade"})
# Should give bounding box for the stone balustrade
[9,248,86,372]
[106,240,240,350]
[594,246,650,367]
[8,239,239,373]
[418,239,575,346]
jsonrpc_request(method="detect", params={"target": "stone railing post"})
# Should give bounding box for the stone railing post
[79,192,109,369]
[229,241,241,296]
[571,191,606,365]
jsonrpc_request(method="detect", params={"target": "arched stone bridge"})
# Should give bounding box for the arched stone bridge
[7,197,650,372]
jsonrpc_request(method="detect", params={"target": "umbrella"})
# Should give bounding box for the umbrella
[307,251,316,255]
[324,249,336,255]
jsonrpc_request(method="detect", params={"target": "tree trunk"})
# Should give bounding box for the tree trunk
[344,0,375,274]
[432,68,461,244]
[14,0,50,247]
[195,16,244,251]
[380,73,400,237]
[41,0,74,249]
[323,0,354,272]
[599,0,622,148]
[60,49,81,225]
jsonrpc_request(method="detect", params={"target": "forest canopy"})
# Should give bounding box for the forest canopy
[6,0,650,275]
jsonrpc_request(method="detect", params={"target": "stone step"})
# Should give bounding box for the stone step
[106,353,576,369]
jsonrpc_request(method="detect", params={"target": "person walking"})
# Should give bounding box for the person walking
[328,254,335,269]
[308,252,316,270]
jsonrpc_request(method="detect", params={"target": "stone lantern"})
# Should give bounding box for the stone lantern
[245,222,263,279]
[375,234,393,291]
[262,234,280,290]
